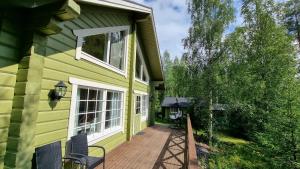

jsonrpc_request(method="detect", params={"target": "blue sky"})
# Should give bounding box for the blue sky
[133,0,285,59]
[134,0,191,58]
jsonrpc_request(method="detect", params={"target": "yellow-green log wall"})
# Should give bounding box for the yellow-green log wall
[0,19,20,169]
[35,4,134,156]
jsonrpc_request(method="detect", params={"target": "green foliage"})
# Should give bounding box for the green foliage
[209,141,268,169]
[162,50,189,96]
[161,0,300,167]
[184,0,235,145]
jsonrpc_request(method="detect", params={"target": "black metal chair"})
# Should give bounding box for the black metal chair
[68,134,105,169]
[34,141,84,169]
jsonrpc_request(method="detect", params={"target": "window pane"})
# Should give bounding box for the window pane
[135,53,141,78]
[106,111,111,120]
[96,111,102,122]
[82,34,107,61]
[117,101,121,109]
[109,31,125,70]
[86,113,95,123]
[95,122,102,132]
[79,101,87,113]
[88,101,96,112]
[116,118,120,126]
[96,101,103,111]
[107,91,113,101]
[77,114,86,126]
[97,90,103,100]
[89,89,97,100]
[142,70,147,81]
[106,101,112,110]
[79,88,88,100]
[113,92,119,100]
[105,121,111,129]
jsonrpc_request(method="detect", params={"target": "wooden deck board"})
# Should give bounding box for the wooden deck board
[96,125,186,169]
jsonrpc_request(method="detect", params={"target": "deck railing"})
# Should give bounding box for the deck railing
[186,114,200,169]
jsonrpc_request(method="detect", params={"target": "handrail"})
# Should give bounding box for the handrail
[186,114,199,169]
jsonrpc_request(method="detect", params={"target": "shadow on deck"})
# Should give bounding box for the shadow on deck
[153,129,186,169]
[100,125,186,169]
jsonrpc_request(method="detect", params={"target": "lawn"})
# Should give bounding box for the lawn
[196,132,268,169]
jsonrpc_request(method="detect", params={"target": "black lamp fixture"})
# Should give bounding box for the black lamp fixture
[50,81,67,101]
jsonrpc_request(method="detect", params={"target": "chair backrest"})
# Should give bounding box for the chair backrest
[70,133,88,156]
[35,141,62,169]
[177,111,182,118]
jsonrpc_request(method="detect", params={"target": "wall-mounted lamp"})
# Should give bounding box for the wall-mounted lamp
[50,81,67,101]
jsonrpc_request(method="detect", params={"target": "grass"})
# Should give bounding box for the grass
[155,118,172,127]
[216,133,249,145]
[195,132,268,169]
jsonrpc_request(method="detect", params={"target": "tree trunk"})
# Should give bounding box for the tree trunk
[209,90,213,146]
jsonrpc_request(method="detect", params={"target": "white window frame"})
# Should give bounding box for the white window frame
[68,77,127,145]
[135,38,150,85]
[73,26,130,77]
[134,90,149,121]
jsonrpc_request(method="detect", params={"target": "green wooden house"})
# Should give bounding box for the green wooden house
[0,0,164,168]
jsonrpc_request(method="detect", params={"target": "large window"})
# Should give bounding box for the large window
[74,26,129,76]
[74,88,123,136]
[135,94,149,121]
[69,77,125,144]
[135,40,149,83]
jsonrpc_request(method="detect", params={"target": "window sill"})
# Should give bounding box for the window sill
[80,52,127,78]
[87,127,123,145]
[135,78,149,85]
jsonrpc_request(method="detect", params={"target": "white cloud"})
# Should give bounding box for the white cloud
[133,0,191,59]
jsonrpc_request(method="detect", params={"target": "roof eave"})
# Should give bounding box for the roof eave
[75,0,152,13]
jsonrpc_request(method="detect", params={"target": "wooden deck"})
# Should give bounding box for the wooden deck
[97,125,186,169]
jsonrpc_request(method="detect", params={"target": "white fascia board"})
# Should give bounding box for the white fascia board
[76,0,152,14]
[149,11,163,80]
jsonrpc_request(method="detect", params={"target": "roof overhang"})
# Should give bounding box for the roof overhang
[76,0,152,13]
[75,0,164,81]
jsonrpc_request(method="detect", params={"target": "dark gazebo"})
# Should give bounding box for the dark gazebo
[161,97,191,119]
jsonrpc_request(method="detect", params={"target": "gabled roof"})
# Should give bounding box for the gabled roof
[161,97,191,108]
[75,0,164,81]
[162,97,227,111]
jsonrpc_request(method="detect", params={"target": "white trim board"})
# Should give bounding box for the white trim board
[133,90,148,95]
[73,26,130,37]
[76,0,152,14]
[69,77,128,92]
